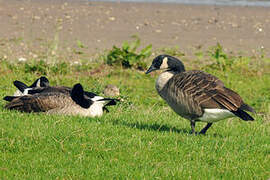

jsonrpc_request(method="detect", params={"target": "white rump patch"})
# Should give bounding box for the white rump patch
[199,109,235,123]
[13,88,31,96]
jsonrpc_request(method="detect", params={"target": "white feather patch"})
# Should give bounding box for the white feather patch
[88,102,104,117]
[13,90,24,96]
[82,96,107,117]
[160,57,168,69]
[199,109,235,122]
[155,71,175,93]
[91,96,104,101]
[36,79,41,87]
[13,88,31,96]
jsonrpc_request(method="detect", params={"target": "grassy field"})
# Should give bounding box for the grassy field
[0,45,269,179]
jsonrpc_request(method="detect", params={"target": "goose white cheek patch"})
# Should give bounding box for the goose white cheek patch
[160,57,168,69]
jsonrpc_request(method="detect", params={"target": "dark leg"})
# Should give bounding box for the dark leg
[103,107,109,113]
[190,120,196,134]
[199,123,213,134]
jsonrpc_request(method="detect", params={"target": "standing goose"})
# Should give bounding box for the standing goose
[146,54,255,134]
[4,83,118,117]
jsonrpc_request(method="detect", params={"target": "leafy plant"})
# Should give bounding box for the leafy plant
[202,44,263,78]
[207,43,234,71]
[104,36,152,70]
[77,40,86,49]
[74,40,87,55]
[194,51,204,60]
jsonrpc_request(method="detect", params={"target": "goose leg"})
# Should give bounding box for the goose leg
[103,107,109,113]
[199,123,213,134]
[190,121,196,134]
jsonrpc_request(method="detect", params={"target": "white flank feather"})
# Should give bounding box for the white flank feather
[91,96,104,101]
[13,88,31,96]
[199,109,235,123]
[88,102,104,117]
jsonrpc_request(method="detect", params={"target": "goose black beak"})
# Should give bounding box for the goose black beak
[145,65,157,74]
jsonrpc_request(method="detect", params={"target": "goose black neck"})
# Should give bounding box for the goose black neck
[167,56,186,73]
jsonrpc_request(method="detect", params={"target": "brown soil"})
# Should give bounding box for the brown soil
[0,0,270,62]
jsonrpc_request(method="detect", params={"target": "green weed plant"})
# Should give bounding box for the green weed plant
[104,36,152,70]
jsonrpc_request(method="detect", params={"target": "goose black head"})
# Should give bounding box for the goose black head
[30,76,50,88]
[13,80,29,93]
[71,83,93,109]
[145,54,185,74]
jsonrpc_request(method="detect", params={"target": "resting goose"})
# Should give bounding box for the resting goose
[12,76,49,96]
[146,54,255,134]
[4,77,116,112]
[4,83,118,117]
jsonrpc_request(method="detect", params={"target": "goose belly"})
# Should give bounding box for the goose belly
[158,91,235,122]
[47,102,104,117]
[164,99,196,120]
[198,109,235,122]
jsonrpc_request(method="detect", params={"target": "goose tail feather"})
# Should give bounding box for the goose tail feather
[97,98,119,106]
[240,103,256,113]
[232,109,254,121]
[3,96,17,102]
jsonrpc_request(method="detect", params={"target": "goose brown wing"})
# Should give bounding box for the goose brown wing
[190,71,243,111]
[27,86,98,98]
[5,93,72,113]
[27,86,71,95]
[200,86,243,111]
[165,70,243,118]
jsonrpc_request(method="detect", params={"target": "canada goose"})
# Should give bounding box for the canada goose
[146,54,255,134]
[4,77,115,112]
[12,76,49,96]
[7,76,96,99]
[4,83,118,117]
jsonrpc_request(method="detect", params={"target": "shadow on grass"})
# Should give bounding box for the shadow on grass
[111,119,224,137]
[113,120,190,134]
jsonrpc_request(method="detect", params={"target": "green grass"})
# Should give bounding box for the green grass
[0,49,270,179]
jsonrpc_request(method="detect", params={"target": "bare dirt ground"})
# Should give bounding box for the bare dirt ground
[0,0,270,62]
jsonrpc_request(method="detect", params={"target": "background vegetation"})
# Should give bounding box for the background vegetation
[0,41,269,179]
